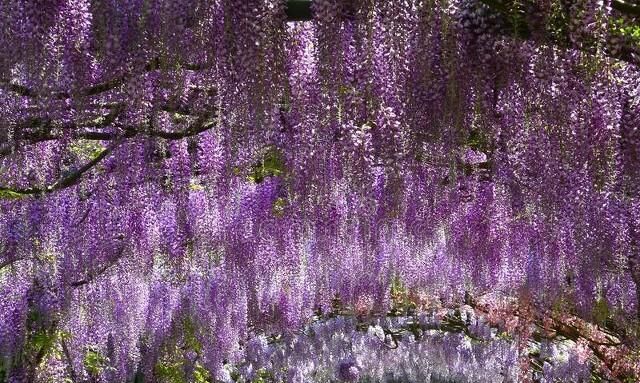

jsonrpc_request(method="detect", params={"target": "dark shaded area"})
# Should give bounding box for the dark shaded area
[285,0,312,21]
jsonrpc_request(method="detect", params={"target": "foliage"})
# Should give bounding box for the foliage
[153,315,210,383]
[83,348,107,377]
[0,189,24,200]
[69,140,106,162]
[247,147,286,184]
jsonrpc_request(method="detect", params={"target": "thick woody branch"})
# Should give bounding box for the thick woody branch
[0,138,122,196]
[71,112,216,141]
[0,57,213,100]
[0,104,124,151]
[2,104,215,152]
[0,113,216,196]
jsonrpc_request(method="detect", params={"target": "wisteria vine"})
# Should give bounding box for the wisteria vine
[0,0,639,382]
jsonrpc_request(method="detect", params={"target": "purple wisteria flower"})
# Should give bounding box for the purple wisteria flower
[461,147,488,165]
[0,0,638,381]
[337,358,360,382]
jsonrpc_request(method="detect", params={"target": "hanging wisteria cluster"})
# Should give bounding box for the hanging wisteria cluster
[0,0,639,382]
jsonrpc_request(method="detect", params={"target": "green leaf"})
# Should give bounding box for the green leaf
[182,317,202,353]
[172,113,189,124]
[69,140,106,161]
[247,147,285,184]
[155,361,186,383]
[32,332,55,350]
[84,349,107,376]
[189,180,205,191]
[0,189,25,200]
[194,363,211,383]
[466,129,489,152]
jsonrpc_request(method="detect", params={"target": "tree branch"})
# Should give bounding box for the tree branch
[469,296,634,380]
[149,113,217,140]
[60,337,78,383]
[0,144,11,157]
[0,138,122,195]
[0,256,24,271]
[3,104,215,148]
[0,110,216,194]
[58,113,216,141]
[613,0,640,15]
[0,104,125,153]
[0,58,213,100]
[69,246,126,288]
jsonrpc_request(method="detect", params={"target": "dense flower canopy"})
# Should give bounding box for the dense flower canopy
[0,0,639,382]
